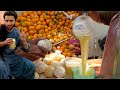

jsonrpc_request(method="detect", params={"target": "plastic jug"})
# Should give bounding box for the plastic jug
[72,14,96,78]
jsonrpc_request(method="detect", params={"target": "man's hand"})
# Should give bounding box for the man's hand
[19,27,28,49]
[0,38,13,47]
[29,37,45,45]
[70,43,81,55]
[19,27,27,42]
[16,44,49,61]
[28,44,49,58]
[15,38,50,61]
[4,38,13,45]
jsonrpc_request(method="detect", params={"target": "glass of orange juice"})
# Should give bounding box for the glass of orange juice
[9,38,16,49]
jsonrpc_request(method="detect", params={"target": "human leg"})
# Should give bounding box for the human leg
[0,60,10,79]
[10,57,36,79]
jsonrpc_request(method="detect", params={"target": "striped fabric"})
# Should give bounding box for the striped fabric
[100,13,119,79]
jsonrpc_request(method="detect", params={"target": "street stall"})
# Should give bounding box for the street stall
[14,11,109,79]
[0,11,110,79]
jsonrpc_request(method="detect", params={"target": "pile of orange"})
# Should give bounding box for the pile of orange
[15,11,81,57]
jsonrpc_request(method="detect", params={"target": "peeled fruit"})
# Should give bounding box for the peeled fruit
[43,57,53,65]
[54,66,66,78]
[43,53,63,65]
[51,61,59,67]
[35,72,39,79]
[56,78,65,79]
[44,66,55,78]
[53,62,65,68]
[39,74,47,79]
[38,58,44,61]
[55,50,61,54]
[35,60,48,74]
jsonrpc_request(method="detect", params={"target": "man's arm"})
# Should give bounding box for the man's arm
[0,38,13,47]
[0,41,7,47]
[19,27,30,52]
[21,40,28,50]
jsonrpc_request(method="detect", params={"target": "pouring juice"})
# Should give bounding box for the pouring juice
[79,35,90,76]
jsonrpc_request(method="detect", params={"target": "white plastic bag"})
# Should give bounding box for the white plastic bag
[72,15,96,38]
[72,15,98,58]
[37,39,52,51]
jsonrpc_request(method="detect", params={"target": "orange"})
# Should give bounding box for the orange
[41,25,45,29]
[33,23,37,27]
[37,11,42,16]
[22,12,28,17]
[16,16,21,22]
[35,25,41,31]
[23,27,28,33]
[52,46,56,51]
[38,29,44,34]
[48,27,51,31]
[51,15,55,19]
[69,44,74,50]
[66,19,70,23]
[58,11,62,14]
[40,15,43,18]
[62,16,66,21]
[52,25,56,28]
[44,26,48,29]
[57,25,61,29]
[20,17,26,22]
[64,48,69,53]
[27,35,33,41]
[21,22,26,27]
[67,11,71,15]
[31,19,37,23]
[33,29,37,34]
[59,14,63,19]
[42,21,46,25]
[30,14,34,19]
[15,22,20,27]
[32,34,38,39]
[26,18,31,22]
[47,15,50,19]
[28,26,35,31]
[59,45,66,51]
[49,11,54,16]
[26,21,32,27]
[58,22,62,26]
[43,15,48,20]
[46,19,51,24]
[49,22,53,27]
[47,35,52,39]
[66,52,72,57]
[29,30,35,35]
[62,52,67,57]
[44,29,48,33]
[27,16,30,19]
[39,17,44,22]
[33,11,37,15]
[17,26,21,30]
[37,21,42,25]
[42,13,46,16]
[65,23,68,26]
[38,34,43,37]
